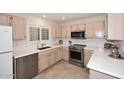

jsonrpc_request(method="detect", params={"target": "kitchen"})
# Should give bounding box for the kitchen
[0,13,124,79]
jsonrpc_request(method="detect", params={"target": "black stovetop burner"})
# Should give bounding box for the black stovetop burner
[73,44,87,47]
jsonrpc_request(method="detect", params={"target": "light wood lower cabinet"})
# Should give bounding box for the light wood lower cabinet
[55,47,63,62]
[89,70,118,79]
[14,53,38,79]
[38,47,62,73]
[38,51,50,73]
[49,49,56,65]
[62,46,69,61]
[84,49,93,67]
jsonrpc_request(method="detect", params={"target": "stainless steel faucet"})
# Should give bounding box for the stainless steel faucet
[41,44,46,47]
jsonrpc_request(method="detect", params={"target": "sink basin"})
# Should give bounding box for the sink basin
[37,46,51,50]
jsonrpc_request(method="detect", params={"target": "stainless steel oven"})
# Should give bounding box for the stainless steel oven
[69,44,86,67]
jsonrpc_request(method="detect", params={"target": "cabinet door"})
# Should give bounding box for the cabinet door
[11,16,26,40]
[0,15,9,26]
[84,49,93,67]
[86,21,104,38]
[38,52,49,72]
[55,24,62,38]
[62,46,69,61]
[16,57,28,79]
[26,54,38,78]
[49,49,56,65]
[52,24,56,40]
[78,24,85,31]
[55,47,63,62]
[66,25,71,38]
[86,23,95,38]
[16,54,38,79]
[94,21,104,38]
[62,25,67,38]
[107,14,124,40]
[71,24,78,32]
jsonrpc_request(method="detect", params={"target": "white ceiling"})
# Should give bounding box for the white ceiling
[10,13,105,22]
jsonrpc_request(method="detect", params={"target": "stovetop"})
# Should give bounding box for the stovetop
[69,44,87,50]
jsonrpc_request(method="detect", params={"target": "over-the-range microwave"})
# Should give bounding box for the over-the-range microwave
[71,31,85,39]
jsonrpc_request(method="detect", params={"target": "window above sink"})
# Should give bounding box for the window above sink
[29,25,49,41]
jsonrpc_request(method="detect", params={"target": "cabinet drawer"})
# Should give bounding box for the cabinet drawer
[38,50,50,56]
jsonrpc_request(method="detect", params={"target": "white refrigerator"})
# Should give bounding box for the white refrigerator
[0,26,13,79]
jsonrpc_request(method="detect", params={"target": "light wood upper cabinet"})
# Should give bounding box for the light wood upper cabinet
[71,24,78,32]
[0,14,26,40]
[52,24,56,40]
[55,47,63,62]
[85,23,94,38]
[106,13,124,40]
[62,25,67,38]
[55,24,62,38]
[62,46,69,61]
[52,24,62,38]
[66,24,71,38]
[71,24,85,32]
[86,21,104,38]
[0,15,9,26]
[8,16,26,40]
[78,24,85,31]
[61,24,71,38]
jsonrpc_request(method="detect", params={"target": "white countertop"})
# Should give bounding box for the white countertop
[13,45,67,58]
[14,44,124,78]
[87,47,124,79]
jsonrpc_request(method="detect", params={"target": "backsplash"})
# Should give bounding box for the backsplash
[13,40,54,52]
[61,38,107,48]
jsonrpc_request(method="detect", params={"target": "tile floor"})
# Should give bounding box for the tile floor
[34,61,89,79]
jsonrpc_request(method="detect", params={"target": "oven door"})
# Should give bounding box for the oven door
[69,49,83,63]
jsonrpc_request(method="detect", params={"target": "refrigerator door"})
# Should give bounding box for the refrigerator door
[0,26,12,53]
[0,52,13,79]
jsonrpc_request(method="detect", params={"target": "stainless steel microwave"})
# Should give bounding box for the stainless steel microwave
[71,31,85,39]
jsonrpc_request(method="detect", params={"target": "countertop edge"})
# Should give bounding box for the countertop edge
[14,45,69,59]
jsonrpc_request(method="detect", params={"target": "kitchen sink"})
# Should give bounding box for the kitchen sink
[37,46,51,50]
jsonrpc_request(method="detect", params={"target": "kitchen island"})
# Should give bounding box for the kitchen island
[87,47,124,79]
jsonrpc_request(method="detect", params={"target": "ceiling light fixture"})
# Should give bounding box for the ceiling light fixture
[62,17,65,20]
[42,14,46,18]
